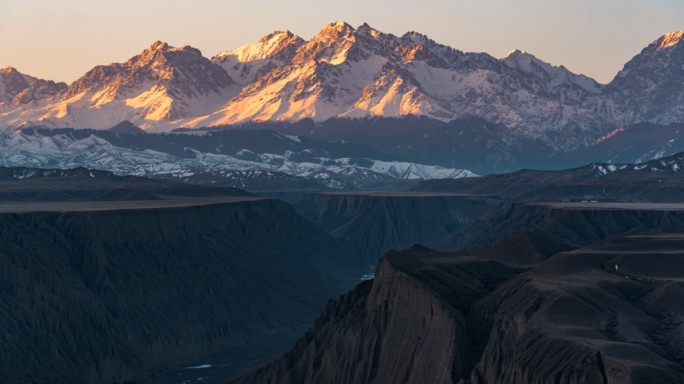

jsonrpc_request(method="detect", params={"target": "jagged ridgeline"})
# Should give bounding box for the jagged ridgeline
[0,25,683,154]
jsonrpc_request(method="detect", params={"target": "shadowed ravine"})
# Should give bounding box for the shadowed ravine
[0,198,364,384]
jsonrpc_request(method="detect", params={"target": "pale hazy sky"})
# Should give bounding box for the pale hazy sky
[2,0,682,84]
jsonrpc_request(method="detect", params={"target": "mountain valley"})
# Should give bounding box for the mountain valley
[3,17,684,384]
[0,169,366,383]
[295,191,502,264]
[5,147,684,383]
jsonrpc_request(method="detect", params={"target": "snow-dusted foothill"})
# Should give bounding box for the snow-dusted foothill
[0,128,476,188]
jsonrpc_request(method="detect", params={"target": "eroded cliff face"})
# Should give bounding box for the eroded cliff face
[469,230,684,384]
[228,229,684,384]
[0,199,362,384]
[227,236,543,384]
[295,192,501,264]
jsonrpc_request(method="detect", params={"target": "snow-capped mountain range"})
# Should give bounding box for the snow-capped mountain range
[0,128,475,189]
[1,23,683,151]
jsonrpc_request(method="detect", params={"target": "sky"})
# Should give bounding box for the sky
[2,0,682,84]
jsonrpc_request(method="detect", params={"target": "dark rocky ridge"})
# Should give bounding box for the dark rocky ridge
[0,166,252,202]
[240,118,684,175]
[108,120,146,134]
[0,66,36,102]
[227,229,684,384]
[294,192,502,264]
[12,79,67,105]
[436,202,684,252]
[0,194,363,383]
[411,149,684,200]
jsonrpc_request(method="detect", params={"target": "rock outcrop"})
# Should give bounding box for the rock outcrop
[0,66,36,102]
[11,79,67,105]
[228,229,684,384]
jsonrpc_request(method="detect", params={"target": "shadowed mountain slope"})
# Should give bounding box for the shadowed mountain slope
[411,149,684,201]
[0,174,364,384]
[227,229,684,384]
[0,166,252,202]
[294,192,502,264]
[436,202,684,252]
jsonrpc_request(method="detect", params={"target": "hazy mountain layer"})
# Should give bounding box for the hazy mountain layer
[411,149,684,198]
[0,128,475,189]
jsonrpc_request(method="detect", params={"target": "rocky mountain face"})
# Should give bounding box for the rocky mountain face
[212,31,305,86]
[603,31,684,126]
[187,21,614,150]
[1,25,683,153]
[0,66,37,102]
[228,229,684,384]
[0,42,240,129]
[12,79,67,105]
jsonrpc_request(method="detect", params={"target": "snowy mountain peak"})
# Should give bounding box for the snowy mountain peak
[0,66,37,86]
[2,25,684,146]
[356,22,385,38]
[256,30,303,54]
[398,31,432,47]
[215,31,303,63]
[316,21,355,43]
[333,20,353,29]
[137,40,204,61]
[148,40,170,51]
[61,41,233,103]
[653,30,684,49]
[291,21,359,65]
[211,31,304,86]
[12,79,67,105]
[505,49,527,57]
[0,41,239,130]
[604,30,684,127]
[502,48,603,93]
[0,66,37,103]
[315,21,355,42]
[501,49,537,70]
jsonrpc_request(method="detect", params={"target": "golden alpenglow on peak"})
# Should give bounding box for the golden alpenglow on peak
[149,40,170,51]
[507,49,527,56]
[653,30,684,48]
